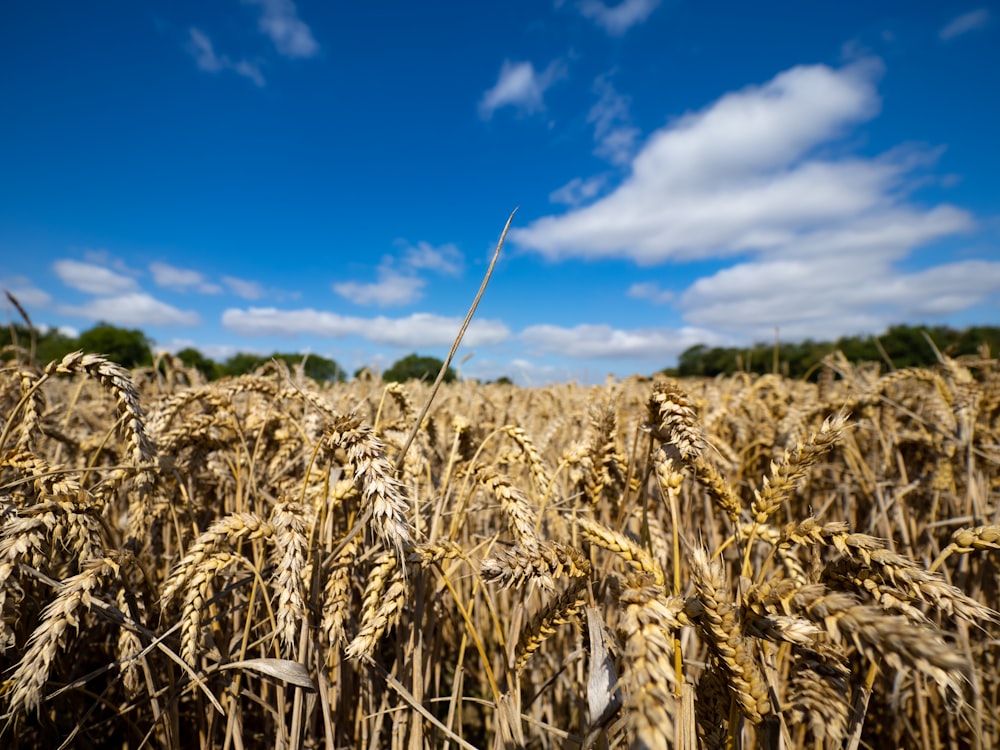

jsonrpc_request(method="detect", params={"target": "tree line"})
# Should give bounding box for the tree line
[668,324,1000,379]
[4,319,999,383]
[0,322,457,383]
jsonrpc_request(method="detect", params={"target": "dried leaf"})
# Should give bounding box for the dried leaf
[218,658,317,691]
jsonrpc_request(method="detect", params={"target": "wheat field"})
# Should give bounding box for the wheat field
[1,345,999,749]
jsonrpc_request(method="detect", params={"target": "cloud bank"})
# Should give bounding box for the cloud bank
[223,308,510,348]
[513,59,992,341]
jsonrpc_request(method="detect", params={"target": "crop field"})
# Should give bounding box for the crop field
[1,346,999,749]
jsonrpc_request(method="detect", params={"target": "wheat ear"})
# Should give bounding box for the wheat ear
[617,573,685,748]
[324,414,413,559]
[7,556,120,714]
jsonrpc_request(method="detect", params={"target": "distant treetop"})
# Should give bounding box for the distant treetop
[669,324,1000,379]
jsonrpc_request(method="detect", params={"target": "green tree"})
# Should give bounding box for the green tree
[2,324,78,366]
[668,324,1000,380]
[957,326,1000,358]
[676,344,709,376]
[221,352,268,377]
[78,323,152,368]
[220,351,347,382]
[176,347,219,380]
[880,324,934,369]
[383,353,455,383]
[35,327,79,365]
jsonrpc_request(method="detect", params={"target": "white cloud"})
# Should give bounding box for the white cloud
[149,262,222,293]
[521,323,726,360]
[222,307,511,348]
[187,28,265,86]
[400,241,463,276]
[231,60,266,86]
[81,249,139,276]
[245,0,319,58]
[364,313,509,348]
[512,58,997,345]
[150,262,200,289]
[680,256,1000,342]
[550,175,608,206]
[462,356,570,386]
[53,259,140,295]
[334,268,425,306]
[36,322,80,338]
[2,276,52,310]
[479,59,566,120]
[588,74,640,165]
[156,338,252,362]
[939,9,990,41]
[60,293,200,327]
[223,276,265,300]
[578,0,661,36]
[627,281,673,304]
[676,207,979,338]
[156,337,197,354]
[199,343,250,361]
[514,60,890,263]
[334,243,465,307]
[160,339,254,362]
[188,27,223,72]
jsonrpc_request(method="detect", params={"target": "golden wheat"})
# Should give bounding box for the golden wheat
[1,346,998,748]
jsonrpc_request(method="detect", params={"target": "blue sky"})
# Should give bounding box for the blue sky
[2,1,998,384]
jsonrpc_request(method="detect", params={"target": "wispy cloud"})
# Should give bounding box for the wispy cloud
[223,276,266,300]
[550,175,608,206]
[222,307,510,348]
[588,73,641,165]
[578,0,661,36]
[680,257,1000,341]
[149,261,222,294]
[333,242,464,307]
[463,356,572,387]
[939,9,990,41]
[512,59,993,341]
[187,28,223,71]
[53,259,140,295]
[479,59,566,120]
[521,323,725,359]
[627,281,673,304]
[400,241,463,276]
[334,268,425,306]
[515,60,891,262]
[245,0,319,58]
[186,1,316,85]
[159,338,253,362]
[2,276,53,310]
[187,27,265,86]
[81,249,139,276]
[60,293,200,327]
